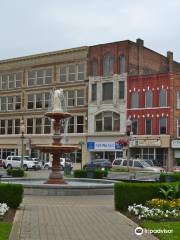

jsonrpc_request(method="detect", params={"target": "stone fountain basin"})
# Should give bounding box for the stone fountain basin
[1,178,117,196]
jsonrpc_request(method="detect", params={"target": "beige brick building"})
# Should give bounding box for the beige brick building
[0,46,89,168]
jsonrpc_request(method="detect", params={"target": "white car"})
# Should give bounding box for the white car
[112,158,165,173]
[3,156,37,171]
[44,158,73,170]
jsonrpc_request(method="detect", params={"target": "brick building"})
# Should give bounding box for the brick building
[0,47,89,168]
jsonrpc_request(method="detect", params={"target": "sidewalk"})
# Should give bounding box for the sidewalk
[9,195,157,240]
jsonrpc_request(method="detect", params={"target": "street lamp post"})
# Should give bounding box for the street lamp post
[79,141,84,170]
[20,118,25,169]
[126,118,132,173]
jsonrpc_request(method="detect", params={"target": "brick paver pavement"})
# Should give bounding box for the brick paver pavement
[9,195,157,240]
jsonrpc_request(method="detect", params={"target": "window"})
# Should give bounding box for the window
[67,91,75,107]
[15,73,21,88]
[159,117,167,134]
[27,119,33,134]
[28,69,52,86]
[15,119,20,134]
[134,161,143,168]
[28,95,34,109]
[92,60,97,76]
[76,90,84,106]
[132,118,138,134]
[2,75,8,89]
[36,94,43,108]
[131,92,139,108]
[15,96,21,110]
[44,118,51,134]
[177,92,180,109]
[8,74,15,89]
[145,118,152,135]
[7,96,14,111]
[60,66,67,82]
[68,65,76,81]
[122,160,127,166]
[0,120,5,134]
[77,64,84,80]
[44,69,52,84]
[119,81,125,99]
[37,70,44,85]
[119,55,126,74]
[145,90,152,108]
[159,89,167,107]
[102,83,113,101]
[44,93,50,109]
[36,118,42,134]
[95,111,120,132]
[7,120,13,134]
[177,119,180,138]
[1,97,7,111]
[103,53,114,76]
[77,116,84,133]
[28,71,35,86]
[91,83,97,101]
[68,117,74,133]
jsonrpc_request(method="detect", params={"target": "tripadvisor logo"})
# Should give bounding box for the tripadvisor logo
[135,227,143,236]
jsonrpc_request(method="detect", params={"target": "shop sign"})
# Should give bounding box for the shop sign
[171,140,180,148]
[130,139,161,147]
[87,142,122,150]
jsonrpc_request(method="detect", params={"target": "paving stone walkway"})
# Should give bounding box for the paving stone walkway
[9,195,157,240]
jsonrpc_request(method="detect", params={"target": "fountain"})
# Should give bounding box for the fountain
[33,89,78,184]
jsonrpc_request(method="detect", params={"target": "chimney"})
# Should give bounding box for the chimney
[136,38,144,75]
[167,51,173,73]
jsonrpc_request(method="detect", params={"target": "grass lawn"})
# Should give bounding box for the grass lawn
[141,220,180,240]
[0,222,12,240]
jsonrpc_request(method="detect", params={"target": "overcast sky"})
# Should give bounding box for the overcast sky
[1,0,180,62]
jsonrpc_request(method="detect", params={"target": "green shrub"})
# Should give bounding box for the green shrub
[160,172,180,182]
[114,182,180,211]
[73,170,87,178]
[93,169,108,179]
[0,183,23,208]
[7,168,24,177]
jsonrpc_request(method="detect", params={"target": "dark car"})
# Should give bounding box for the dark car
[83,159,112,170]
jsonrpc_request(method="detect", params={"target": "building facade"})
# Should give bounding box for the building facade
[1,38,180,169]
[0,47,89,168]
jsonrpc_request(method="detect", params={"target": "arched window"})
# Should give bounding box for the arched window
[103,53,114,76]
[131,92,139,108]
[92,59,98,76]
[95,111,120,132]
[145,90,152,108]
[120,55,126,74]
[159,89,167,107]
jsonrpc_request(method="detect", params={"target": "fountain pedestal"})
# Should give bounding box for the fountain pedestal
[33,108,79,184]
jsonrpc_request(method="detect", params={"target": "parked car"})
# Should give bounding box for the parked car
[44,158,73,170]
[0,159,2,168]
[112,158,164,173]
[31,158,43,170]
[2,156,38,171]
[83,159,112,170]
[173,166,180,172]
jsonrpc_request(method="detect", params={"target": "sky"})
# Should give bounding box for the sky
[0,0,180,62]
